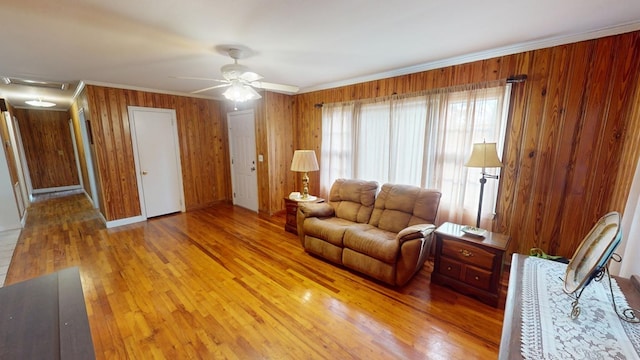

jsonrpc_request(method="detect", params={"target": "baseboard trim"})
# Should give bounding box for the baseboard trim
[32,185,82,194]
[105,215,145,229]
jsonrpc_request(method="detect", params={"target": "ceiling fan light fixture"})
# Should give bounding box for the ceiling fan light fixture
[222,82,261,102]
[25,98,56,108]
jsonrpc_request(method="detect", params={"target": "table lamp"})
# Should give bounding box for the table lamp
[290,150,319,200]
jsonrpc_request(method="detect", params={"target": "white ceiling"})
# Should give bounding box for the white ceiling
[1,0,640,111]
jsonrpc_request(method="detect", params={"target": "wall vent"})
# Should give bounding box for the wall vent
[1,77,68,90]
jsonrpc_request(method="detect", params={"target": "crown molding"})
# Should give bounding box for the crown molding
[80,80,224,101]
[300,21,640,94]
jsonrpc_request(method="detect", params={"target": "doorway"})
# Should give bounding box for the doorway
[78,109,100,209]
[129,106,185,218]
[227,109,258,212]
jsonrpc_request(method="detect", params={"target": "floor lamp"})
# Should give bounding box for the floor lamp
[465,142,503,228]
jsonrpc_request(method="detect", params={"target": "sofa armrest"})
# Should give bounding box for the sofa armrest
[296,202,335,246]
[396,224,436,244]
[298,202,335,218]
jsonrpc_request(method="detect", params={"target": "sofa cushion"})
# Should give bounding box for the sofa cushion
[328,179,378,223]
[369,184,441,233]
[304,236,343,264]
[343,225,398,263]
[303,217,364,247]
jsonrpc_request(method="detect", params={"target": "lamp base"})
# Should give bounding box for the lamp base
[475,172,500,228]
[296,195,317,202]
[301,172,310,199]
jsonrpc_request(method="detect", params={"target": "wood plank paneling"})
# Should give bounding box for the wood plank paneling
[82,86,231,221]
[14,108,79,190]
[264,92,295,215]
[293,31,640,258]
[222,93,295,216]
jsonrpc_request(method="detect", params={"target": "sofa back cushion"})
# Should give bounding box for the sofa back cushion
[369,184,441,233]
[328,179,379,223]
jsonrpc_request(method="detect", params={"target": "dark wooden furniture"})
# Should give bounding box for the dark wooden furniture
[283,197,323,234]
[431,222,510,307]
[0,267,95,359]
[499,254,640,359]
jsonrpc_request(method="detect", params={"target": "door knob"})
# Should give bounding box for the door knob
[142,171,148,175]
[250,167,256,171]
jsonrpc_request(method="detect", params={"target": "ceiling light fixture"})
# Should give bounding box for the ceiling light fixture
[222,81,261,102]
[25,98,56,108]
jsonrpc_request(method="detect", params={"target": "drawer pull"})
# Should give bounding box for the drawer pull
[475,276,480,281]
[460,249,473,257]
[447,266,452,271]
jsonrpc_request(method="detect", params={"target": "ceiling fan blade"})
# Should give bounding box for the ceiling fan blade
[191,83,231,94]
[250,81,299,94]
[239,71,263,83]
[172,76,228,83]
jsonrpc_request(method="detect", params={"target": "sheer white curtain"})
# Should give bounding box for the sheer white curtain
[320,102,356,196]
[355,97,429,183]
[320,81,511,229]
[610,156,640,277]
[434,86,511,228]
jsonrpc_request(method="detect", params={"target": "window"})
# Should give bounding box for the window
[321,82,511,228]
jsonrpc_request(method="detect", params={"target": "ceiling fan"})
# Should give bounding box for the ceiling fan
[179,47,299,101]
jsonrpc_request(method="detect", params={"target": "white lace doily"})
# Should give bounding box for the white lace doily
[521,256,640,360]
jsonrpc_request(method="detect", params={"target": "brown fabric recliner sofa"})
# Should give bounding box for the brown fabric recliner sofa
[297,178,441,286]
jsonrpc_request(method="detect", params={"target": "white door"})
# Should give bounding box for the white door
[129,107,184,218]
[228,110,258,212]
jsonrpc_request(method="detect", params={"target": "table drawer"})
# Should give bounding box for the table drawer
[463,266,492,291]
[286,203,298,213]
[442,239,495,269]
[439,257,462,280]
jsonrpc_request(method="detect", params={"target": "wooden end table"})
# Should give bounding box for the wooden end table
[431,222,511,307]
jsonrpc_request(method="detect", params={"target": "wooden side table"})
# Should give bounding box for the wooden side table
[431,222,510,307]
[283,197,324,235]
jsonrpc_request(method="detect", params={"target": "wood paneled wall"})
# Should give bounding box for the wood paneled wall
[222,92,295,215]
[261,92,295,215]
[14,108,79,190]
[293,31,640,258]
[82,85,231,221]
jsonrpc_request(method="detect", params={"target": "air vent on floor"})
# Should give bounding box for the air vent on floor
[1,77,68,90]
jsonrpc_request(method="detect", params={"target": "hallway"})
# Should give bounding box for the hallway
[6,190,103,284]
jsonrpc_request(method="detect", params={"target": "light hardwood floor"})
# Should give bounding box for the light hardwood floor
[6,192,506,359]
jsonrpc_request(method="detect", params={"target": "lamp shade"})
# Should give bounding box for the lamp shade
[465,142,503,168]
[223,81,262,102]
[290,150,319,172]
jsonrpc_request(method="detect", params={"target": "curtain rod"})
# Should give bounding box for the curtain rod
[507,74,528,83]
[314,75,527,108]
